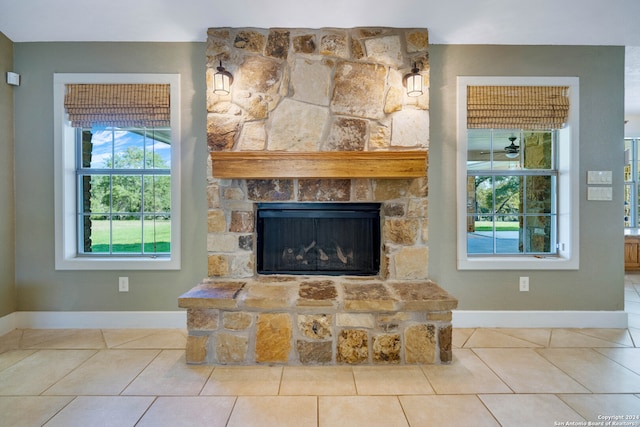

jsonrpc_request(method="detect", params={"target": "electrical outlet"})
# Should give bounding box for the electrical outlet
[118,277,129,292]
[519,276,529,292]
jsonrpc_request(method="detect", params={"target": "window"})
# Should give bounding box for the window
[54,74,181,270]
[457,77,579,270]
[625,138,640,228]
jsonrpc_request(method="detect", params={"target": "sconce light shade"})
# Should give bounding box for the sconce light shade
[403,63,423,97]
[213,60,234,95]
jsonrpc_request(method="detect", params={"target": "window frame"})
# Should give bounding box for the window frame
[54,73,181,270]
[456,76,579,270]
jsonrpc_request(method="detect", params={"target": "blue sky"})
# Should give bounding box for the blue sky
[89,128,171,168]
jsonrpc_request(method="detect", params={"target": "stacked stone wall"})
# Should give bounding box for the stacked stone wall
[205,27,430,280]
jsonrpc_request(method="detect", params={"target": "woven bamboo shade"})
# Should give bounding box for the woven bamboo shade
[64,83,170,128]
[467,85,569,129]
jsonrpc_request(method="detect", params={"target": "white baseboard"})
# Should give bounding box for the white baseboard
[0,312,18,336]
[0,310,629,335]
[453,310,628,328]
[1,311,186,333]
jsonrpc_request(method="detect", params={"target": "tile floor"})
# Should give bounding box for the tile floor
[1,277,640,427]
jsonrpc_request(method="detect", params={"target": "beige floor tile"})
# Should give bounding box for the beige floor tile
[319,396,408,427]
[0,349,36,372]
[595,347,640,375]
[627,300,640,313]
[201,366,282,396]
[625,289,640,303]
[463,329,543,348]
[44,349,160,395]
[550,329,630,347]
[400,395,501,427]
[624,274,640,284]
[494,328,551,347]
[629,312,640,329]
[629,327,640,347]
[422,349,511,394]
[43,396,154,427]
[479,394,585,427]
[280,366,356,395]
[21,329,106,349]
[137,396,236,427]
[0,396,74,427]
[0,349,96,395]
[538,348,640,393]
[122,349,212,395]
[106,329,186,349]
[0,329,23,354]
[473,348,589,393]
[558,394,640,422]
[353,366,434,395]
[571,328,634,346]
[228,396,317,427]
[452,328,474,348]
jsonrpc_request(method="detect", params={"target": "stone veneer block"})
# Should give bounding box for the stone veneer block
[207,209,226,232]
[394,247,429,280]
[293,34,316,54]
[266,29,290,59]
[223,312,253,330]
[246,179,293,201]
[297,280,338,307]
[178,281,245,309]
[343,283,397,311]
[233,30,266,52]
[331,61,386,120]
[207,255,230,277]
[439,325,453,363]
[373,334,401,363]
[255,313,292,363]
[243,284,295,309]
[230,211,254,233]
[364,35,403,67]
[186,335,208,364]
[337,329,369,364]
[298,179,351,202]
[187,309,219,330]
[389,281,458,311]
[336,313,375,328]
[298,314,333,339]
[297,340,332,365]
[428,311,453,322]
[406,30,429,53]
[404,324,436,364]
[216,333,248,364]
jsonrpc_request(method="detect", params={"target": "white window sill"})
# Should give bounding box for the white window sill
[55,256,180,271]
[458,255,579,270]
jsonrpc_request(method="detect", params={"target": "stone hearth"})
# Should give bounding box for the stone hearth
[179,277,457,365]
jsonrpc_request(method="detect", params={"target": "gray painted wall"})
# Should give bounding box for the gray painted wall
[0,32,16,317]
[429,45,625,311]
[10,42,625,313]
[13,42,207,311]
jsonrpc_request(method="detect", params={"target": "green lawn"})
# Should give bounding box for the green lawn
[89,219,170,253]
[473,221,520,231]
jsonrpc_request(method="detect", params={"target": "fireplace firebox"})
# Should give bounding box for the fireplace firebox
[256,203,381,275]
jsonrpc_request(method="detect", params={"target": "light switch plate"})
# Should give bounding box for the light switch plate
[587,186,612,201]
[587,170,612,185]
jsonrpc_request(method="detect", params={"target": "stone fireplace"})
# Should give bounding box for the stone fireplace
[178,27,458,366]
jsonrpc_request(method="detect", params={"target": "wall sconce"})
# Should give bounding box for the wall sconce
[403,62,423,97]
[213,60,234,95]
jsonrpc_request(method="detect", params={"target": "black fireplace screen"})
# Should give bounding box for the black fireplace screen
[256,203,381,275]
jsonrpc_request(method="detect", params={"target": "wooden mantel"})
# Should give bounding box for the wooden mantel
[210,151,428,179]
